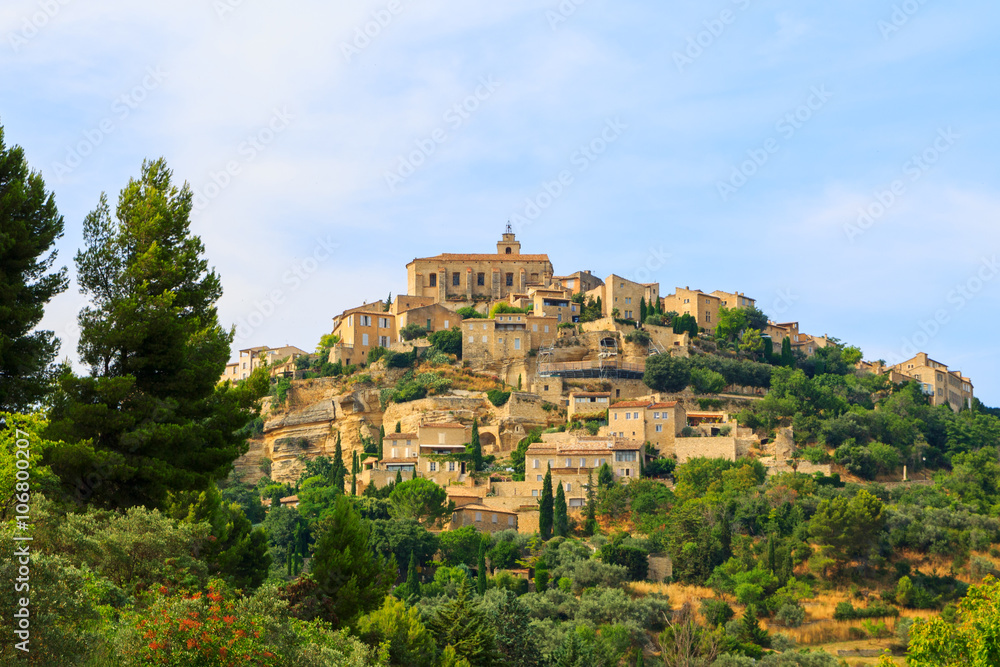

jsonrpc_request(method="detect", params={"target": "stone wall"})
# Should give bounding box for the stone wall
[675,436,737,464]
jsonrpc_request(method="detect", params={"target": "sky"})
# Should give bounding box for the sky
[3,0,999,404]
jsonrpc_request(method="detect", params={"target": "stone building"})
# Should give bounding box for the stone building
[884,352,974,412]
[405,229,554,303]
[567,391,611,421]
[451,504,518,533]
[607,400,686,456]
[551,270,604,296]
[660,287,722,333]
[222,344,308,382]
[463,313,559,366]
[586,274,659,321]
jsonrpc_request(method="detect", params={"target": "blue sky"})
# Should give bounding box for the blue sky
[3,0,999,404]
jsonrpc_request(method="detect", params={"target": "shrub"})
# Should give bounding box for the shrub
[833,600,899,620]
[625,329,651,346]
[700,598,735,627]
[690,368,726,394]
[384,350,417,368]
[367,346,388,364]
[400,323,429,341]
[487,389,511,407]
[773,603,805,627]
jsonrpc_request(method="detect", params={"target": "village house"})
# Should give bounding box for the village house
[585,274,659,321]
[567,391,611,421]
[221,344,308,382]
[551,270,603,296]
[882,352,974,412]
[462,312,559,366]
[451,504,518,533]
[606,399,687,456]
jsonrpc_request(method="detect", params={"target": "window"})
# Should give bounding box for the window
[508,515,515,526]
[506,273,514,286]
[477,272,485,286]
[492,513,498,523]
[469,336,474,343]
[653,412,660,419]
[656,424,663,432]
[633,412,639,420]
[378,317,389,328]
[444,320,449,328]
[533,324,538,332]
[391,448,398,458]
[544,325,549,333]
[505,247,511,254]
[483,323,488,330]
[544,385,549,391]
[706,313,711,322]
[565,458,572,467]
[426,319,432,329]
[452,273,460,286]
[475,511,482,521]
[429,273,437,287]
[242,362,246,369]
[537,475,543,482]
[448,461,456,472]
[625,413,630,420]
[564,483,571,492]
[533,459,539,469]
[379,335,390,346]
[482,336,487,343]
[613,413,618,420]
[532,489,539,497]
[362,333,369,346]
[615,451,637,462]
[429,461,437,472]
[360,315,371,326]
[514,338,521,350]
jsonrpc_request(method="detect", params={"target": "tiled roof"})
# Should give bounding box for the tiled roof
[610,401,651,409]
[409,253,551,264]
[649,402,678,408]
[456,504,518,515]
[572,392,611,397]
[423,423,467,429]
[384,433,418,440]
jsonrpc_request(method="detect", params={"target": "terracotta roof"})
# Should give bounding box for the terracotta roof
[384,433,418,440]
[649,402,678,408]
[686,412,726,418]
[610,401,651,409]
[380,457,418,463]
[572,392,611,398]
[422,423,467,429]
[409,253,551,264]
[456,504,518,515]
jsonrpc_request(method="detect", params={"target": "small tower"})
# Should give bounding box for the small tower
[497,222,521,255]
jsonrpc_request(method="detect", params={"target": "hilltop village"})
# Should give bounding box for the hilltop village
[222,228,975,535]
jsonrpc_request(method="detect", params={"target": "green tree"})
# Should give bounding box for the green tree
[908,576,1000,666]
[639,297,648,324]
[389,477,454,526]
[739,329,765,358]
[584,471,598,535]
[426,579,498,666]
[809,489,886,565]
[331,431,346,492]
[299,495,396,626]
[403,550,421,600]
[780,337,795,367]
[395,421,402,433]
[483,589,541,667]
[534,558,550,593]
[351,450,359,496]
[470,417,483,472]
[690,367,726,394]
[45,158,268,509]
[429,327,463,357]
[439,525,483,566]
[539,466,554,540]
[357,595,437,667]
[597,462,614,489]
[643,354,691,393]
[554,482,569,537]
[477,537,488,595]
[0,124,68,412]
[715,307,748,343]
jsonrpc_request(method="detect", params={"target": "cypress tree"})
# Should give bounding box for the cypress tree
[395,469,403,485]
[534,558,549,593]
[554,482,568,537]
[378,428,384,460]
[470,417,483,472]
[477,538,488,595]
[379,423,385,446]
[395,421,401,433]
[584,471,598,536]
[766,533,777,573]
[286,544,293,576]
[598,462,614,489]
[331,431,346,492]
[539,466,554,540]
[780,337,794,367]
[596,296,603,318]
[0,123,68,412]
[639,296,647,323]
[405,550,420,599]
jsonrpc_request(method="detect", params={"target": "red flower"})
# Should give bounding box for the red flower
[187,638,199,649]
[159,585,168,595]
[222,615,236,624]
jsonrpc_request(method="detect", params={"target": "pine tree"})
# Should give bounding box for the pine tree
[739,604,770,647]
[0,123,68,412]
[331,431,346,492]
[44,158,267,509]
[766,533,777,573]
[307,495,397,626]
[483,589,542,667]
[584,471,598,536]
[539,466,554,540]
[477,537,488,595]
[426,579,498,665]
[554,482,569,537]
[470,417,483,472]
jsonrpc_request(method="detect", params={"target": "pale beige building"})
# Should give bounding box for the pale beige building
[463,313,559,366]
[567,391,611,421]
[886,352,974,412]
[586,274,659,321]
[661,287,722,333]
[710,290,756,310]
[329,303,398,366]
[222,344,308,382]
[451,504,518,533]
[551,271,603,296]
[607,400,686,456]
[406,230,554,303]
